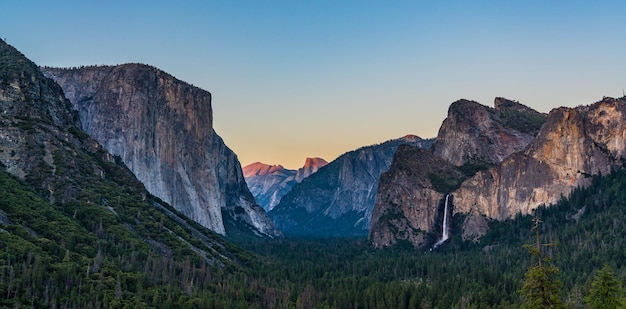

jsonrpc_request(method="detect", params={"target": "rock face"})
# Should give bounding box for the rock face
[295,157,328,183]
[432,98,545,166]
[270,135,433,237]
[370,97,626,249]
[453,98,626,222]
[243,158,327,211]
[370,98,546,248]
[42,65,280,237]
[0,40,80,186]
[1,40,255,280]
[369,146,462,248]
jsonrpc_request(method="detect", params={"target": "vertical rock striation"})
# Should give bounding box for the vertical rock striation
[371,97,626,249]
[453,98,626,222]
[43,64,279,237]
[370,98,546,248]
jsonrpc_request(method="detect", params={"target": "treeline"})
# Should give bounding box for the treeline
[0,130,269,309]
[3,161,626,307]
[240,169,626,308]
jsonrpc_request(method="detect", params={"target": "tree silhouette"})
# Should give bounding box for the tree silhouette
[585,263,625,309]
[519,218,565,308]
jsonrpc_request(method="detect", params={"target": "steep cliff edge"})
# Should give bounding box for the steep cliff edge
[431,98,545,166]
[0,40,79,184]
[371,97,626,249]
[271,135,433,237]
[243,158,327,211]
[295,157,328,182]
[1,41,264,306]
[369,145,463,248]
[42,65,280,237]
[370,98,546,248]
[453,98,626,224]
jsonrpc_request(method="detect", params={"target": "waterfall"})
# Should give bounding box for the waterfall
[432,194,450,249]
[442,194,450,241]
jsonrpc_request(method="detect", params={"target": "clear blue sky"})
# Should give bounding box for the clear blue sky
[2,1,626,168]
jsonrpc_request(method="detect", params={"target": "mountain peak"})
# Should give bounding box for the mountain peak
[42,63,280,237]
[0,40,76,129]
[494,97,545,116]
[303,157,328,169]
[494,97,524,111]
[296,157,328,183]
[399,134,424,142]
[448,99,484,113]
[243,158,326,211]
[432,98,545,166]
[243,162,291,178]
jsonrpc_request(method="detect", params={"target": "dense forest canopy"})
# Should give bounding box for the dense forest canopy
[3,165,626,308]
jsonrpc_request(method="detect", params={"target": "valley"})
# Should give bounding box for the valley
[1,37,626,308]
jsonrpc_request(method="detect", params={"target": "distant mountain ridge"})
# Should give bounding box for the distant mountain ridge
[270,135,434,237]
[243,158,328,211]
[295,157,328,182]
[42,64,280,238]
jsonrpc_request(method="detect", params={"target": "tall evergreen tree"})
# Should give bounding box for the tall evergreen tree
[585,264,625,309]
[519,218,565,309]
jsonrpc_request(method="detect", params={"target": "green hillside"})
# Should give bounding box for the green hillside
[0,38,262,308]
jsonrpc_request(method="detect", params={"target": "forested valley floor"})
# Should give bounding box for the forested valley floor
[2,168,626,308]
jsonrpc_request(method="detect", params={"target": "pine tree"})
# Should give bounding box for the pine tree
[585,263,626,309]
[519,218,565,309]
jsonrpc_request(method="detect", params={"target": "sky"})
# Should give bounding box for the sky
[2,1,626,169]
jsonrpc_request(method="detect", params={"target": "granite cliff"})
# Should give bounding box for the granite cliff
[270,135,433,237]
[243,158,327,211]
[370,98,547,248]
[369,146,462,248]
[0,41,262,306]
[42,65,280,237]
[453,97,626,226]
[295,157,328,183]
[0,40,79,186]
[432,98,545,166]
[371,97,626,249]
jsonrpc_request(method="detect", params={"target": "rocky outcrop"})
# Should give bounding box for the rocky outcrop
[1,40,256,273]
[461,210,490,242]
[244,163,296,211]
[1,40,80,185]
[453,98,626,223]
[369,98,547,248]
[243,158,327,211]
[369,146,463,248]
[42,64,280,237]
[271,135,433,237]
[432,98,545,166]
[370,97,626,249]
[295,157,328,183]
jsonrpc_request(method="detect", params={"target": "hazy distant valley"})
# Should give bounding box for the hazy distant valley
[2,38,626,308]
